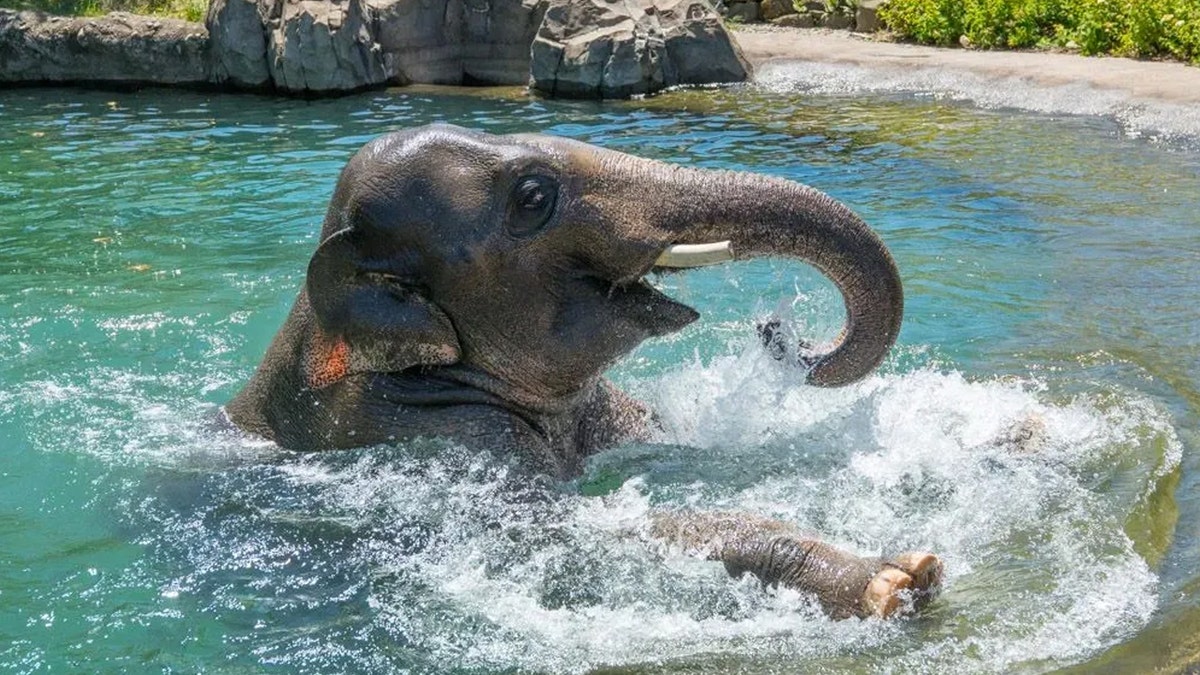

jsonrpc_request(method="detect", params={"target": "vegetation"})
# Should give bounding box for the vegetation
[2,0,207,21]
[879,0,1200,64]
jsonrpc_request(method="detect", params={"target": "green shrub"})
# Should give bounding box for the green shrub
[878,0,963,45]
[1066,0,1126,54]
[879,0,1200,63]
[1125,0,1200,63]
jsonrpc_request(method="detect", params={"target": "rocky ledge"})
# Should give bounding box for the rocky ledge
[0,10,208,85]
[0,0,751,98]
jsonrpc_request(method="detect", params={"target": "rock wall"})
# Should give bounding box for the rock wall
[371,0,547,86]
[204,0,550,92]
[206,0,269,86]
[530,0,749,98]
[0,0,750,98]
[266,0,386,91]
[0,10,207,85]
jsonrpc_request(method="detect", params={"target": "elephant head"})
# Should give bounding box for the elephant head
[228,123,902,450]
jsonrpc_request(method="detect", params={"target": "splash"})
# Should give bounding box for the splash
[11,341,1170,673]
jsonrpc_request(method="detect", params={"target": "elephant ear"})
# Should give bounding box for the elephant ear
[301,228,461,389]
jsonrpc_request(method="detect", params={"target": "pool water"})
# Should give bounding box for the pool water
[1,80,1198,673]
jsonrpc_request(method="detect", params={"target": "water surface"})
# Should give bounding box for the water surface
[1,81,1198,673]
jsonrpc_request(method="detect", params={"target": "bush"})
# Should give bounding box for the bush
[877,0,962,45]
[879,0,1200,63]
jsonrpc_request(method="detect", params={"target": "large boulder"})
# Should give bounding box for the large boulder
[759,0,795,21]
[370,0,547,86]
[265,0,387,92]
[0,9,207,85]
[530,0,750,98]
[368,0,463,84]
[855,0,886,33]
[724,0,758,22]
[459,0,548,85]
[205,0,546,91]
[206,0,270,87]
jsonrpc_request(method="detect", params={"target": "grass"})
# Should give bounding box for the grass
[1,0,208,22]
[879,0,1200,64]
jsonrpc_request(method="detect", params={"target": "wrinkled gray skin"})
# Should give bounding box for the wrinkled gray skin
[227,124,927,619]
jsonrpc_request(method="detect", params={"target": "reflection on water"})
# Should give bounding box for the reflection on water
[1,81,1198,673]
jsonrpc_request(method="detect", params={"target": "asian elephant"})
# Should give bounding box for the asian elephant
[226,124,941,619]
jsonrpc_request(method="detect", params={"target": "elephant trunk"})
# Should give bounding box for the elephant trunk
[655,166,903,387]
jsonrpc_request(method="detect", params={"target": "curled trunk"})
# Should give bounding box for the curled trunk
[657,167,903,386]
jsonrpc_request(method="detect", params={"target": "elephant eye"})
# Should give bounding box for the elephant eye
[508,175,558,236]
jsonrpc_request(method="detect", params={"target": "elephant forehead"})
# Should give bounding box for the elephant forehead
[505,133,606,172]
[419,162,493,212]
[345,150,495,226]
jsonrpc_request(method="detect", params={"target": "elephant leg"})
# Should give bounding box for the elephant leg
[649,511,942,619]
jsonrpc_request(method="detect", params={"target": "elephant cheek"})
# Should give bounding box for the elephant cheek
[304,332,351,389]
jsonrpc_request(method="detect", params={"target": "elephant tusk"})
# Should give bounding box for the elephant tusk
[654,241,734,268]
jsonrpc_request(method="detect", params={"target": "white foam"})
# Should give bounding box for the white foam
[756,61,1200,145]
[14,338,1178,672]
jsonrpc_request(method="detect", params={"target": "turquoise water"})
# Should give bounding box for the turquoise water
[1,84,1198,673]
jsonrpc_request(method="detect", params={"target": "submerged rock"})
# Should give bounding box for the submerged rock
[530,0,751,98]
[0,9,207,85]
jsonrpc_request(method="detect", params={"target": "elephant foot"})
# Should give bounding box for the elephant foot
[755,318,816,366]
[862,551,943,618]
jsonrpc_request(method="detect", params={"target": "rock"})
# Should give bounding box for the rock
[800,0,824,11]
[265,0,387,92]
[371,0,547,86]
[206,0,269,87]
[206,0,546,90]
[822,10,853,29]
[759,0,794,21]
[3,0,747,99]
[771,12,815,27]
[855,0,885,32]
[0,9,207,85]
[725,1,759,22]
[459,0,548,84]
[531,0,750,99]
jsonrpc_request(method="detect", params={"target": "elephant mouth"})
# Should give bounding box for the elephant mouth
[594,240,735,338]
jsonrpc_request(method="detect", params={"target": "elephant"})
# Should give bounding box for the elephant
[226,123,942,620]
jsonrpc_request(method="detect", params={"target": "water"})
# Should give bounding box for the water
[1,80,1198,673]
